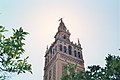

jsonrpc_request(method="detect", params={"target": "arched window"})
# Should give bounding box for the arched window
[64,46,67,53]
[50,48,52,53]
[74,50,77,57]
[45,58,47,65]
[59,45,62,51]
[68,45,72,55]
[55,46,57,51]
[78,52,81,58]
[53,49,55,55]
[48,56,49,62]
[49,70,51,80]
[63,35,66,39]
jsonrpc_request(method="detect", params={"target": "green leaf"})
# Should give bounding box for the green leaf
[0,26,32,79]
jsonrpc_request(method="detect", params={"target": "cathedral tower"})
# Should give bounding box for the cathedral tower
[44,19,84,80]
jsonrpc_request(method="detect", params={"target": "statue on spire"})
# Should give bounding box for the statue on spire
[58,17,67,32]
[59,18,63,23]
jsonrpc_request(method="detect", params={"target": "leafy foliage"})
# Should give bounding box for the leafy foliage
[61,63,85,80]
[0,26,32,80]
[61,54,120,80]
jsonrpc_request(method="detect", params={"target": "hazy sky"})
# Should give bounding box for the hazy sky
[0,0,120,80]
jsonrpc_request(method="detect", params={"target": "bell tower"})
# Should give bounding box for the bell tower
[44,19,84,80]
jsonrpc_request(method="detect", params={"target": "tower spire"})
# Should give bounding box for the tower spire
[58,18,67,32]
[78,38,81,47]
[54,18,71,41]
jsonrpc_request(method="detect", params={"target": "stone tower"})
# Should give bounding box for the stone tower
[44,19,84,80]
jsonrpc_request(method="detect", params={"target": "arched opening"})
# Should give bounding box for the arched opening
[68,45,72,55]
[64,46,67,53]
[45,58,47,65]
[74,50,77,57]
[78,52,81,58]
[59,44,62,51]
[63,35,66,39]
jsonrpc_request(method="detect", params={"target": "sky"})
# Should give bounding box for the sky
[0,0,120,80]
